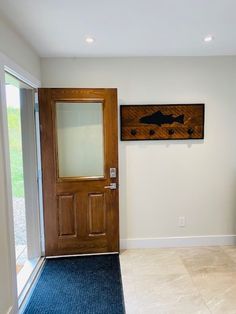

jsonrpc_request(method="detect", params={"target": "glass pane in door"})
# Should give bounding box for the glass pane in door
[56,102,104,178]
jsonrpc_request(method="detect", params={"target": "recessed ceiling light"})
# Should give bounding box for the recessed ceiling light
[85,37,95,44]
[204,35,214,42]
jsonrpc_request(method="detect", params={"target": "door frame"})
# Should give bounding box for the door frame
[0,52,43,313]
[39,88,119,256]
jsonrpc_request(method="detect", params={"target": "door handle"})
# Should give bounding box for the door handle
[104,183,117,190]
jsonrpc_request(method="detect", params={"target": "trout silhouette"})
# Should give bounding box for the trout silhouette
[139,110,184,127]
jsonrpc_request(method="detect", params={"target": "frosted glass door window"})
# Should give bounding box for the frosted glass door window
[56,102,104,178]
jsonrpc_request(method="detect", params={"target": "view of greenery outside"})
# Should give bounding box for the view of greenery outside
[7,107,25,198]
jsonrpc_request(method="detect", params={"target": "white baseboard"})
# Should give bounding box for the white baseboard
[120,235,236,249]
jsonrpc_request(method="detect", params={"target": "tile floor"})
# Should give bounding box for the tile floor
[119,246,236,314]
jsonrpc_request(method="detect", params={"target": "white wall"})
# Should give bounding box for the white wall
[0,16,40,79]
[0,133,14,314]
[0,16,41,314]
[41,57,236,245]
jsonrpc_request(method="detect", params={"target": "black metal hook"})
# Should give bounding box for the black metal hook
[149,129,155,136]
[188,128,194,135]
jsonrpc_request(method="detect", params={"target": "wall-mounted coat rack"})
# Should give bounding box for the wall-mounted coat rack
[120,104,204,141]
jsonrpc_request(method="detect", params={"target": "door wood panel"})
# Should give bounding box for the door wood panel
[39,88,119,256]
[58,194,76,237]
[88,193,106,236]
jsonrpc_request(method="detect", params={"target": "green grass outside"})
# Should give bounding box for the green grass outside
[7,107,25,198]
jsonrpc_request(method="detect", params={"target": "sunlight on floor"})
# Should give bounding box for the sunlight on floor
[15,245,27,274]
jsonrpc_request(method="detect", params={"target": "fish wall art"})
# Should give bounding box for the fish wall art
[120,104,204,140]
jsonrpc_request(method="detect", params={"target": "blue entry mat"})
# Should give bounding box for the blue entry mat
[24,254,125,314]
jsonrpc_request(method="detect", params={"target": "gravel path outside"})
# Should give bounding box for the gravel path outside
[13,197,27,246]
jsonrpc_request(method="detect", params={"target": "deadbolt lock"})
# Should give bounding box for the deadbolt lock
[110,168,117,178]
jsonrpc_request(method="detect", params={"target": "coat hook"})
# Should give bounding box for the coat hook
[149,129,155,135]
[131,129,137,136]
[188,128,194,135]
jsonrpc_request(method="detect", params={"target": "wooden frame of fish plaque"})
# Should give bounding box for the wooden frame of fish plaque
[120,104,205,141]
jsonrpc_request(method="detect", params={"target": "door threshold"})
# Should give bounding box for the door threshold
[18,257,45,313]
[46,252,119,259]
[17,257,40,297]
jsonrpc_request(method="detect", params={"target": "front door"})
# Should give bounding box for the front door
[39,88,119,256]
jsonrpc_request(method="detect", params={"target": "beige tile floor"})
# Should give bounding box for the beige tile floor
[120,246,236,314]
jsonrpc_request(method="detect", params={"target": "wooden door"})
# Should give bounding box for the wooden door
[39,88,119,256]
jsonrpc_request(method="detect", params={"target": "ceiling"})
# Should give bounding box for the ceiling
[0,0,236,57]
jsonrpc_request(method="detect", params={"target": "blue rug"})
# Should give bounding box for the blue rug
[24,254,125,314]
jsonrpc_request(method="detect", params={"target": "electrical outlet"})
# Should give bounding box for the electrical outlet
[178,216,185,227]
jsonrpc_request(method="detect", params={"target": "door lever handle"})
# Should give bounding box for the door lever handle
[104,183,117,190]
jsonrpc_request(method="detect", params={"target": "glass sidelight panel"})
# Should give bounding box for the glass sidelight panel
[56,102,104,178]
[5,72,42,297]
[6,75,27,272]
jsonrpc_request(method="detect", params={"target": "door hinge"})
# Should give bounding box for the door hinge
[34,101,39,113]
[37,169,42,182]
[34,92,39,112]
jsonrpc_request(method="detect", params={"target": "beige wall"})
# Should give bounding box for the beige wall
[41,57,236,242]
[0,16,41,314]
[0,16,40,79]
